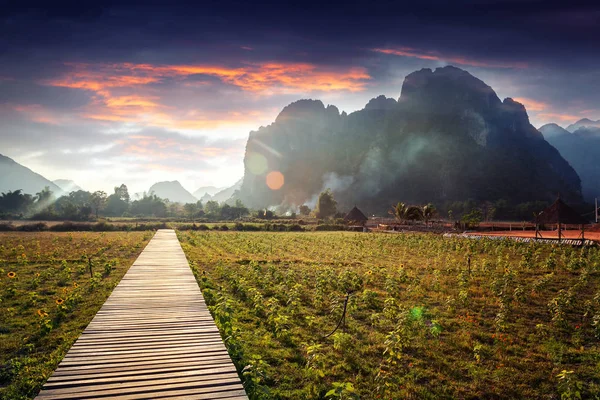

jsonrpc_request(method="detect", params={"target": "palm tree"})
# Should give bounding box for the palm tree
[422,203,437,226]
[406,205,424,223]
[390,202,408,225]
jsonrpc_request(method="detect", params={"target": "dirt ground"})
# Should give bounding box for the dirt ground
[469,229,600,243]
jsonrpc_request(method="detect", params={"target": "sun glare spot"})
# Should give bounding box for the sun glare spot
[247,152,268,175]
[266,170,284,190]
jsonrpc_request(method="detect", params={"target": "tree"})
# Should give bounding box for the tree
[390,202,408,224]
[34,186,55,211]
[130,193,167,217]
[204,200,220,217]
[0,190,35,215]
[299,205,311,216]
[219,204,235,219]
[90,191,107,218]
[461,209,483,228]
[315,189,337,219]
[68,190,92,207]
[104,194,129,217]
[104,185,131,217]
[405,205,423,222]
[183,202,198,218]
[422,203,437,226]
[114,184,130,203]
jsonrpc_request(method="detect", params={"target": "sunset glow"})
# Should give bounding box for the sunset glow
[0,1,598,194]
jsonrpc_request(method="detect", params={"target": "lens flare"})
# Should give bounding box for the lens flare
[266,171,284,190]
[247,152,268,175]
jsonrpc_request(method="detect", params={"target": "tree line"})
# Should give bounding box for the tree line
[0,185,250,221]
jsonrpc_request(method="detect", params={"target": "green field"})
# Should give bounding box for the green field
[2,230,600,399]
[0,232,151,400]
[178,231,600,399]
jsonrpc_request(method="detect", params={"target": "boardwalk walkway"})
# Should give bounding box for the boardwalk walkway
[36,229,247,400]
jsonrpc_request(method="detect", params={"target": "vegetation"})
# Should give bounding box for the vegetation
[315,190,337,219]
[0,232,151,399]
[1,185,251,221]
[390,202,436,224]
[179,231,600,399]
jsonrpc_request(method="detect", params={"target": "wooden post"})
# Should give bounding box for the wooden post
[88,256,93,278]
[558,221,562,242]
[467,255,471,275]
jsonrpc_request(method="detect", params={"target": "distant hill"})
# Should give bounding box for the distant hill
[0,153,62,196]
[148,181,197,204]
[540,123,600,201]
[53,179,84,195]
[238,66,582,212]
[566,118,600,132]
[192,186,225,199]
[212,179,243,204]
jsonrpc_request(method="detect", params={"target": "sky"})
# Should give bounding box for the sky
[1,0,599,195]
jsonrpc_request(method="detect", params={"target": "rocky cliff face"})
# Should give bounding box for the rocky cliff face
[540,122,600,201]
[238,66,582,212]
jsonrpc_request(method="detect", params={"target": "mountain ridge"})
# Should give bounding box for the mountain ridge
[238,66,582,212]
[0,154,63,196]
[148,181,197,204]
[539,123,600,201]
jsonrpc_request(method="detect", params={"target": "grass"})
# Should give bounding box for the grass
[0,231,152,400]
[178,231,600,399]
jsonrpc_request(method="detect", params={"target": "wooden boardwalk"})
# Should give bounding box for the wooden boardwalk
[36,229,247,400]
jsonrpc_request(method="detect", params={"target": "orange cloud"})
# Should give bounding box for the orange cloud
[105,95,161,109]
[537,112,582,123]
[45,61,370,94]
[41,61,369,129]
[372,47,528,69]
[513,97,548,112]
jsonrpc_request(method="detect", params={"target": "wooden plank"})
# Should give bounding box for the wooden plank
[35,229,247,399]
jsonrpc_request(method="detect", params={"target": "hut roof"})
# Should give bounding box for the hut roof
[344,206,368,222]
[536,198,588,225]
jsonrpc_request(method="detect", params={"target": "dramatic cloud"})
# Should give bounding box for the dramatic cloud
[372,47,529,69]
[45,61,370,94]
[1,1,599,193]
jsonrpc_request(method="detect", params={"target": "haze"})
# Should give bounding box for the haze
[1,0,599,194]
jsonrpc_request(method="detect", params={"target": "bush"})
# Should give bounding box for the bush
[314,224,346,231]
[0,223,16,231]
[18,223,49,232]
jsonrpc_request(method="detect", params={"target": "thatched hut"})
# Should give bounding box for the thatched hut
[535,197,588,242]
[344,206,368,226]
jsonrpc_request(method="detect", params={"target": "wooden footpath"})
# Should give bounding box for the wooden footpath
[36,229,247,400]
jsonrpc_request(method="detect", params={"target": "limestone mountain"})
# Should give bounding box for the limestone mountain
[238,66,582,213]
[192,186,226,200]
[147,181,197,204]
[566,118,600,132]
[540,123,600,201]
[0,153,62,196]
[53,179,84,195]
[212,179,243,204]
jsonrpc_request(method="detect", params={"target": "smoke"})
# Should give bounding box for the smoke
[323,172,354,192]
[305,172,354,208]
[353,136,431,200]
[356,147,387,196]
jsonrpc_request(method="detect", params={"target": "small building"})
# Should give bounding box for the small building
[344,206,368,226]
[535,197,588,242]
